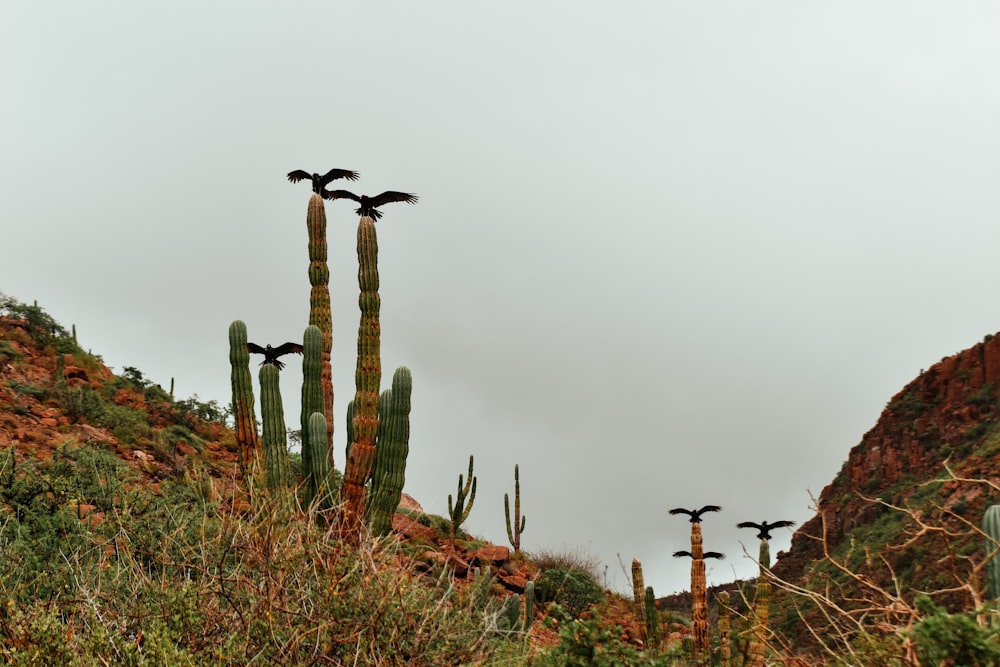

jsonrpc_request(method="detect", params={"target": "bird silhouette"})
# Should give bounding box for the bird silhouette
[736,520,796,540]
[673,550,725,560]
[325,189,418,220]
[246,342,303,371]
[287,168,360,195]
[669,505,723,523]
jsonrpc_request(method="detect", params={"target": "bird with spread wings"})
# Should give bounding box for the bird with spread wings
[287,168,360,196]
[246,342,303,371]
[668,505,722,523]
[736,520,796,540]
[325,190,418,220]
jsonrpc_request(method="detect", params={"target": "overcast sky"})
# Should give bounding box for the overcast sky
[4,2,1000,596]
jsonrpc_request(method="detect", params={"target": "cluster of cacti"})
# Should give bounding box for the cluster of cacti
[984,504,1000,601]
[632,558,648,644]
[340,214,382,542]
[448,455,477,538]
[367,366,413,537]
[306,194,335,459]
[504,464,526,553]
[228,320,259,478]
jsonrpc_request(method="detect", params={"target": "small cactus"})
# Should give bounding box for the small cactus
[448,455,477,539]
[644,586,660,648]
[300,325,328,506]
[504,464,526,553]
[984,505,1000,601]
[631,558,648,643]
[524,580,535,631]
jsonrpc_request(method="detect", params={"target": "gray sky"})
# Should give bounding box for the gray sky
[4,2,1000,596]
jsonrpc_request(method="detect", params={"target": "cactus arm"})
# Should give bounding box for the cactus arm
[300,325,327,506]
[259,364,290,490]
[306,193,335,460]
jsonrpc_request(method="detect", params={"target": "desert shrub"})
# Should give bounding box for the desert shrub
[909,595,1000,667]
[534,566,605,617]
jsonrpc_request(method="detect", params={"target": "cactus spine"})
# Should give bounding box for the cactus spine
[306,193,335,463]
[631,558,648,643]
[368,366,413,537]
[228,320,259,478]
[259,364,290,490]
[448,455,477,538]
[985,505,1000,601]
[718,591,732,667]
[504,464,526,553]
[341,215,382,542]
[300,325,328,506]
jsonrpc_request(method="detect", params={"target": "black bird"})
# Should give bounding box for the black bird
[736,520,797,540]
[669,505,723,523]
[673,550,725,560]
[247,342,304,371]
[325,189,418,220]
[287,168,360,195]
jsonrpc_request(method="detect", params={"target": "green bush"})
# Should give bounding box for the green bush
[534,567,605,617]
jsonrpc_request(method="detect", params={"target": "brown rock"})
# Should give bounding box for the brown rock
[391,514,438,542]
[471,545,510,564]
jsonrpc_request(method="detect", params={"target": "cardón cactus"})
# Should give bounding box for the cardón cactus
[504,464,526,553]
[300,325,327,506]
[259,364,290,490]
[228,320,259,478]
[368,366,413,537]
[632,558,648,643]
[985,505,1000,601]
[448,455,477,539]
[340,215,382,542]
[306,193,335,462]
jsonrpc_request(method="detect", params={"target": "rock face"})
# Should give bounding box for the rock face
[772,332,1000,584]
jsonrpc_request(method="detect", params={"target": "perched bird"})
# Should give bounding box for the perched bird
[669,505,723,523]
[246,342,304,371]
[287,168,360,195]
[736,520,797,540]
[673,550,725,560]
[325,189,418,220]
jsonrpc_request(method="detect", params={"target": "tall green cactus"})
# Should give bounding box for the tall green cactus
[748,540,772,667]
[341,215,382,542]
[229,320,259,478]
[306,193,335,462]
[631,558,648,644]
[259,364,290,490]
[300,325,328,506]
[368,366,413,537]
[448,455,477,539]
[504,464,526,553]
[644,586,660,649]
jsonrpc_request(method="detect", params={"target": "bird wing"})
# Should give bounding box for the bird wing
[369,191,419,208]
[668,508,694,517]
[769,520,797,529]
[697,505,722,515]
[323,189,361,203]
[703,552,726,560]
[736,521,763,530]
[271,342,304,357]
[287,170,311,183]
[246,342,267,355]
[672,550,693,558]
[318,168,360,186]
